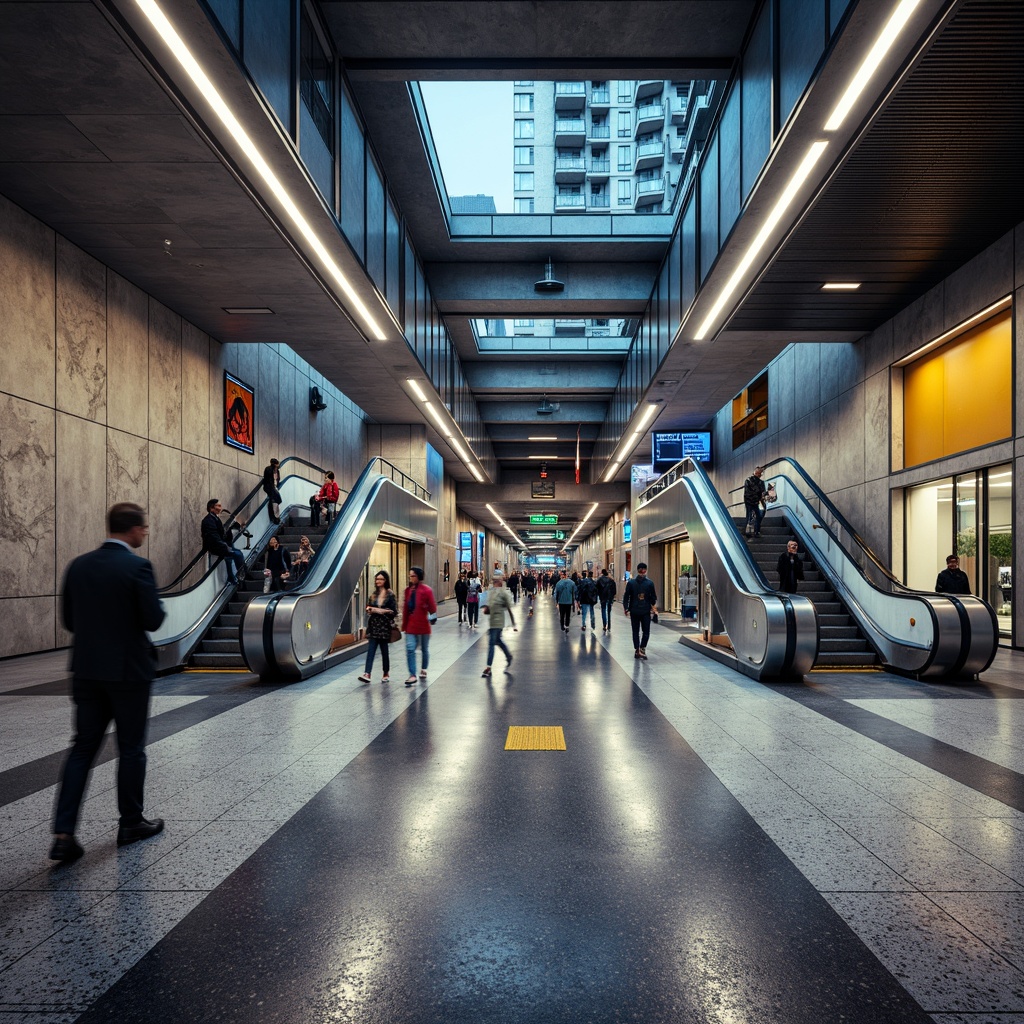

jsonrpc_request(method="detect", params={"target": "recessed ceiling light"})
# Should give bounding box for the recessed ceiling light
[223,307,275,314]
[528,436,558,441]
[821,282,861,291]
[528,455,561,460]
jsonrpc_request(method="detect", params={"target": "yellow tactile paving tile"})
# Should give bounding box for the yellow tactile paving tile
[504,726,566,751]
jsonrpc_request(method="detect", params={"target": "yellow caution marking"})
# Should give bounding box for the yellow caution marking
[505,726,566,751]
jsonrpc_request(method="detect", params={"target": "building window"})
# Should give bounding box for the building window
[514,319,535,328]
[617,82,633,103]
[557,186,581,195]
[514,198,535,213]
[617,145,632,171]
[514,80,534,86]
[514,93,534,113]
[514,119,535,139]
[514,146,534,165]
[732,371,769,449]
[617,179,631,205]
[617,110,632,137]
[300,11,333,151]
[901,307,1011,468]
[513,172,535,191]
[590,184,604,195]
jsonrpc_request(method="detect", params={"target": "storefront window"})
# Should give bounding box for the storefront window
[905,479,953,591]
[956,472,978,595]
[987,465,1012,635]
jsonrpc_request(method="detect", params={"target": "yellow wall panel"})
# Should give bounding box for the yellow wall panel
[904,311,1011,468]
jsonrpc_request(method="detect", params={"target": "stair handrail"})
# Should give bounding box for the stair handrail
[158,456,347,594]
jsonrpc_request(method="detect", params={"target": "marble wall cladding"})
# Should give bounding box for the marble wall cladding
[862,320,894,380]
[148,442,182,587]
[793,342,820,413]
[819,342,863,406]
[944,229,1013,329]
[56,413,107,590]
[55,238,106,423]
[862,476,891,562]
[181,452,210,568]
[181,322,210,458]
[148,300,182,448]
[791,407,821,481]
[0,597,56,659]
[773,347,796,430]
[106,272,149,438]
[107,429,150,547]
[0,195,55,408]
[0,394,56,600]
[256,344,280,467]
[864,370,890,482]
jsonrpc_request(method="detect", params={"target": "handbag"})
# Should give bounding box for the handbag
[389,626,402,644]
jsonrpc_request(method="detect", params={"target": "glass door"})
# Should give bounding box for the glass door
[955,472,979,596]
[986,464,1012,637]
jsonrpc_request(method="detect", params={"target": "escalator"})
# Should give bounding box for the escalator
[635,458,998,681]
[148,458,331,672]
[635,459,819,680]
[760,458,998,679]
[241,458,436,682]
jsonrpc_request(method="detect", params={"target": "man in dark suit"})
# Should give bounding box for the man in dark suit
[51,503,166,863]
[201,498,247,586]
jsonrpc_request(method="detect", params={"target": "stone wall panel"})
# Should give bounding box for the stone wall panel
[181,321,210,458]
[0,597,56,659]
[56,412,106,589]
[107,272,149,438]
[148,442,182,587]
[107,429,150,557]
[0,394,56,599]
[0,195,55,408]
[56,238,106,423]
[148,299,181,448]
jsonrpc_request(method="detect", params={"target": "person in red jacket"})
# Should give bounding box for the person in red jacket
[312,471,340,527]
[401,566,437,686]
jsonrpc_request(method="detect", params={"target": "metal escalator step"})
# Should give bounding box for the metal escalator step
[219,615,241,627]
[191,653,247,668]
[208,627,237,640]
[819,638,873,652]
[200,639,242,654]
[819,626,860,639]
[818,614,854,626]
[812,652,880,668]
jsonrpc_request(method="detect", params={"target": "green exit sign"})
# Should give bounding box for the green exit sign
[529,514,559,525]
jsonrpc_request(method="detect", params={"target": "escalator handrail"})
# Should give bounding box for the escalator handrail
[158,456,346,594]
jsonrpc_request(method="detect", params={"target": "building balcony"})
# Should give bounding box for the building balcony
[633,104,665,138]
[554,318,587,336]
[588,123,611,142]
[554,156,587,183]
[670,135,685,163]
[670,97,689,126]
[587,158,610,180]
[633,80,663,104]
[634,175,666,209]
[554,193,586,211]
[590,89,611,110]
[554,81,587,112]
[589,193,611,209]
[633,140,666,172]
[554,118,586,147]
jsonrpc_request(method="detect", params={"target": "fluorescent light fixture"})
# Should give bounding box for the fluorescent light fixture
[134,0,387,341]
[894,296,1011,366]
[528,436,558,441]
[223,306,274,314]
[821,282,861,291]
[447,437,469,462]
[695,142,829,341]
[528,455,561,460]
[486,503,523,547]
[422,401,450,435]
[407,378,428,402]
[566,502,600,546]
[468,464,485,483]
[603,460,622,482]
[825,0,924,131]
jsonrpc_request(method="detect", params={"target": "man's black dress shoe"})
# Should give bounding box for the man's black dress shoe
[49,836,84,863]
[117,817,164,846]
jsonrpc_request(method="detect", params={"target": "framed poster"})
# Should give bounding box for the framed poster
[531,479,555,498]
[224,371,255,454]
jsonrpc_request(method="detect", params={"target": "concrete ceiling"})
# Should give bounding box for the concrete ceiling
[1,0,1021,554]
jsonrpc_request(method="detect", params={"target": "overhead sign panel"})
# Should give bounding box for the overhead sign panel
[529,514,559,525]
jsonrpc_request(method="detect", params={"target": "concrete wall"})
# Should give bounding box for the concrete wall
[0,193,368,658]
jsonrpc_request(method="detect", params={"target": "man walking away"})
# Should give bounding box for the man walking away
[51,503,166,863]
[263,457,282,524]
[577,571,599,632]
[480,570,517,676]
[596,568,617,632]
[623,562,658,659]
[554,571,577,634]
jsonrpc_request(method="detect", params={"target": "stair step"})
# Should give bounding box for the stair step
[199,639,242,654]
[191,653,248,668]
[209,626,239,640]
[820,626,860,639]
[219,614,241,627]
[813,652,880,668]
[818,614,855,627]
[819,638,873,653]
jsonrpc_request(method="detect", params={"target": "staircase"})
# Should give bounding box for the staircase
[190,510,332,669]
[737,515,880,669]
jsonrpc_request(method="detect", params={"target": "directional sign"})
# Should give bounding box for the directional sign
[529,514,559,525]
[523,530,566,541]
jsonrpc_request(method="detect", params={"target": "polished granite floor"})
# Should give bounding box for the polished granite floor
[1,594,1022,1023]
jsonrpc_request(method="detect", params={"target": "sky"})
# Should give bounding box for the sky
[420,81,513,212]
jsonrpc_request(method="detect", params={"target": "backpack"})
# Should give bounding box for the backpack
[579,578,598,604]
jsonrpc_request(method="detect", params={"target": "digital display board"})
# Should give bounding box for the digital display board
[652,431,712,471]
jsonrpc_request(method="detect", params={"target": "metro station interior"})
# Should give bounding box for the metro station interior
[1,1,1023,1021]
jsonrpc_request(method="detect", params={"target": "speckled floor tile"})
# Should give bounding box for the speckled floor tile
[926,892,1024,971]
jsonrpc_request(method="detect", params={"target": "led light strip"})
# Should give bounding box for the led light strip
[564,502,600,548]
[407,379,485,481]
[603,403,660,481]
[893,296,1011,367]
[134,0,387,341]
[486,503,525,549]
[695,142,829,341]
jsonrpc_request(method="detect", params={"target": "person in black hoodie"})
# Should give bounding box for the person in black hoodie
[263,458,282,524]
[454,571,469,624]
[777,540,805,594]
[596,568,617,633]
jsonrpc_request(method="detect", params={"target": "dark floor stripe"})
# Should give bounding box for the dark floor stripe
[781,684,1024,812]
[75,613,932,1024]
[0,675,282,808]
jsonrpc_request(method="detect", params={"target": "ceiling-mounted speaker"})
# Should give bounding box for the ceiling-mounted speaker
[537,395,560,415]
[309,386,327,413]
[534,258,564,293]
